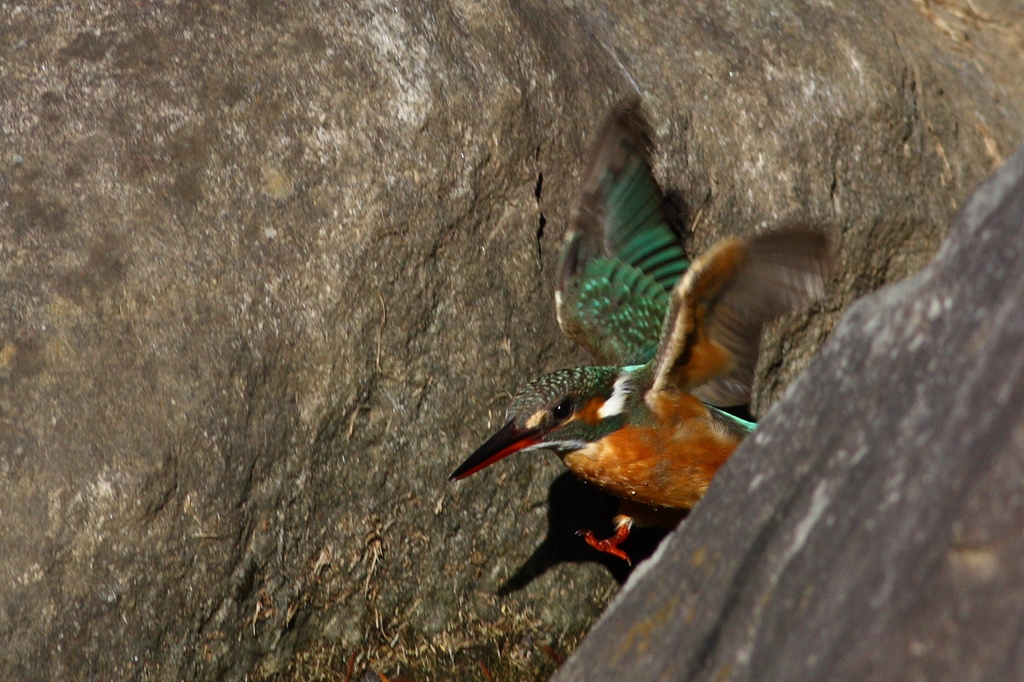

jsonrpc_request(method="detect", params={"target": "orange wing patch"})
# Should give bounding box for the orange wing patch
[650,238,748,397]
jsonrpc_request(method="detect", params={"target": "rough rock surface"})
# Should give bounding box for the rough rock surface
[553,136,1024,682]
[0,1,1021,680]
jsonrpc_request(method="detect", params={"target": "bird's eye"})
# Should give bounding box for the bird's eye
[551,399,573,421]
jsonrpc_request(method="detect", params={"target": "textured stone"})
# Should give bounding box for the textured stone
[553,141,1024,681]
[0,0,1021,680]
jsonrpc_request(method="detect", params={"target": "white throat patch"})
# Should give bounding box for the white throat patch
[598,373,632,419]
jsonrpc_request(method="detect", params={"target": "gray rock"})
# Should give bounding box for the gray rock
[553,137,1024,681]
[0,0,1021,680]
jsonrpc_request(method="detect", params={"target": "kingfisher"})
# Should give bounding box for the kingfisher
[450,103,829,564]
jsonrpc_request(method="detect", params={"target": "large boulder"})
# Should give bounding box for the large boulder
[554,131,1024,682]
[0,1,1020,680]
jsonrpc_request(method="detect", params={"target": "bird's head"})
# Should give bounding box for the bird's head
[450,365,632,481]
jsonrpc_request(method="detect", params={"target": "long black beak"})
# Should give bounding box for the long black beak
[449,421,543,481]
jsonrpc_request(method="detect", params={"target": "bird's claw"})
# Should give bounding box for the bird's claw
[577,527,632,565]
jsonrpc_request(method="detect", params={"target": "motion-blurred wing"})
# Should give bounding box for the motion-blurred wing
[647,229,830,407]
[557,245,669,366]
[556,103,690,365]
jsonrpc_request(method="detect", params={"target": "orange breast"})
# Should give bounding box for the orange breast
[562,393,742,510]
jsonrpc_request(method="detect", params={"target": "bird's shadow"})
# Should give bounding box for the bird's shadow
[498,472,681,594]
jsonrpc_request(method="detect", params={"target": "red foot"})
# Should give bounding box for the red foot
[577,524,632,565]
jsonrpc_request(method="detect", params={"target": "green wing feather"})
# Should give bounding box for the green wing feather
[558,255,669,366]
[556,102,690,365]
[601,152,689,291]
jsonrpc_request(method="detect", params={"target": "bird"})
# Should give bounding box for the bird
[449,102,830,564]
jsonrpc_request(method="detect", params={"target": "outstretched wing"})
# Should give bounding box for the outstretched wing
[557,246,670,366]
[556,102,690,365]
[646,229,830,407]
